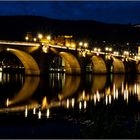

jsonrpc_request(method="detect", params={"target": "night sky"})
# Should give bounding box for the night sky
[0,1,140,24]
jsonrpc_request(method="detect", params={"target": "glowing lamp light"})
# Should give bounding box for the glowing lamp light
[105,47,109,51]
[71,43,76,48]
[25,36,29,41]
[7,48,10,51]
[46,35,51,40]
[66,43,70,47]
[94,48,97,51]
[109,48,112,52]
[79,42,83,46]
[84,42,88,48]
[33,38,37,42]
[38,33,43,39]
[98,48,101,52]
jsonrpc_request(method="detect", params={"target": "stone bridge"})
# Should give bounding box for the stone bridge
[0,40,139,75]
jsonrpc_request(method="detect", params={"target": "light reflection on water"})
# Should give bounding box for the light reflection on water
[0,73,140,118]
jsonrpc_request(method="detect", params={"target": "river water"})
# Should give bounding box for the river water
[0,72,140,138]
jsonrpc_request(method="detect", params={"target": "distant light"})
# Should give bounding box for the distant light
[109,48,112,52]
[7,48,10,51]
[84,42,88,48]
[25,36,29,41]
[79,42,83,46]
[105,47,109,51]
[46,35,51,40]
[97,48,101,52]
[113,51,119,55]
[123,51,129,56]
[94,48,97,51]
[71,43,76,48]
[38,33,43,39]
[96,52,99,56]
[66,43,70,47]
[33,38,37,42]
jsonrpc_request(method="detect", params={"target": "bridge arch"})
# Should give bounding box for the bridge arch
[111,56,125,73]
[91,56,107,74]
[6,48,40,75]
[59,52,81,74]
[48,47,81,74]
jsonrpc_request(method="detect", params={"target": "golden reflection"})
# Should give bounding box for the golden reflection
[124,89,129,104]
[94,94,96,105]
[84,100,87,109]
[33,107,36,114]
[109,95,112,104]
[113,84,116,100]
[66,99,70,108]
[0,101,39,113]
[113,75,125,89]
[58,75,81,100]
[121,82,124,94]
[42,96,49,110]
[134,84,137,94]
[105,87,111,95]
[0,72,2,83]
[115,89,118,99]
[79,102,82,110]
[105,95,108,105]
[46,108,50,118]
[71,98,75,108]
[25,106,28,118]
[82,90,85,100]
[96,90,100,102]
[6,98,9,107]
[38,110,41,119]
[91,75,107,93]
[8,76,40,106]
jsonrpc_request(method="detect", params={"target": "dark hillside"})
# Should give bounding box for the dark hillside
[0,15,140,43]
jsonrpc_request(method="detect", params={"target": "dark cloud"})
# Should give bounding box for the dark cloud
[0,1,140,24]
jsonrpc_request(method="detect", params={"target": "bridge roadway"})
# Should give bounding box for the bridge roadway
[0,40,139,75]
